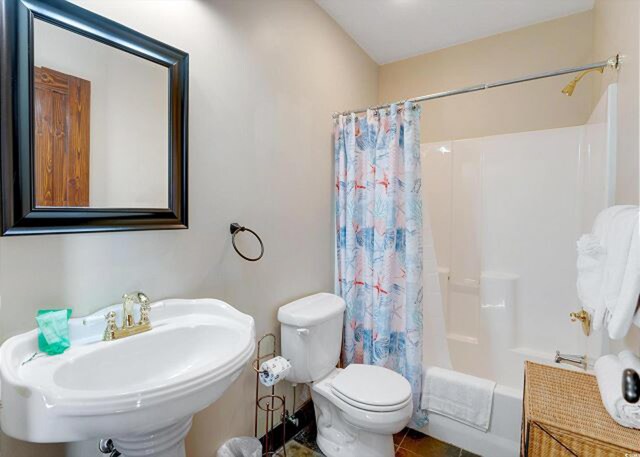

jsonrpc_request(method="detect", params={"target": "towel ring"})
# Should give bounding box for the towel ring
[230,223,264,262]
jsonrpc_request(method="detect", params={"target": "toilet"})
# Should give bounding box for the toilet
[278,293,413,457]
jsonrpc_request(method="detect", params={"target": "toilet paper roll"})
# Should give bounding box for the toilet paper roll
[259,356,291,387]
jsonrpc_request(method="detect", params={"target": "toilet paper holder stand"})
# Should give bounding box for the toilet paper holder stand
[252,333,288,457]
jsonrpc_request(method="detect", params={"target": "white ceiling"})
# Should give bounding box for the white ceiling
[315,0,595,64]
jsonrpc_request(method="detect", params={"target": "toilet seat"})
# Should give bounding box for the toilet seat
[312,369,413,435]
[330,364,412,412]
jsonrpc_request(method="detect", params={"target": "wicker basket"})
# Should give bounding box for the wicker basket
[522,361,640,456]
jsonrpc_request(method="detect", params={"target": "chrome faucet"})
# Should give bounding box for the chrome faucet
[554,351,588,370]
[103,291,152,341]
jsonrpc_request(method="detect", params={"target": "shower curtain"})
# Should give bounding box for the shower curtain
[335,102,427,426]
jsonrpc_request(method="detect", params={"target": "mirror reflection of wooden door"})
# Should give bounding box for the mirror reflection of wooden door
[34,66,90,207]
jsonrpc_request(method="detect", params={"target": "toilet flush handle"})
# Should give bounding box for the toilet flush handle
[296,328,309,336]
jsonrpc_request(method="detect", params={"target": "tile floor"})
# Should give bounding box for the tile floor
[277,424,481,457]
[394,428,480,457]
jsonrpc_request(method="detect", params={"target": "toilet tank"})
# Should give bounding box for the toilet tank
[278,293,346,383]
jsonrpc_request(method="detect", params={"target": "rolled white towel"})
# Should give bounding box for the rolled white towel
[619,351,640,372]
[594,354,640,429]
[618,351,640,423]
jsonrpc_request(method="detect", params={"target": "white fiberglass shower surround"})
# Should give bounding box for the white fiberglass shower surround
[419,84,618,457]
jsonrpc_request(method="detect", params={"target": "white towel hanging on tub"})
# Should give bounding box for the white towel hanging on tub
[577,206,630,322]
[599,207,639,332]
[606,211,640,339]
[576,205,639,334]
[421,366,496,432]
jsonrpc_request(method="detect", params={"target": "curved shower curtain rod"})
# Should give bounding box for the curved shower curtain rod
[332,54,620,118]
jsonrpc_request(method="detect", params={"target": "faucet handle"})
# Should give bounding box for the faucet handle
[569,309,588,321]
[139,299,151,326]
[569,309,591,336]
[104,311,117,341]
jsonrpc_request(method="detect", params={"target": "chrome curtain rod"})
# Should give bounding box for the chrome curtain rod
[332,55,620,118]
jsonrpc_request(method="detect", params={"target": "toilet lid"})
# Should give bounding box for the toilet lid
[331,365,412,412]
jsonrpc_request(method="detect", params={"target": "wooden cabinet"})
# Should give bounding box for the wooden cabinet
[522,362,640,456]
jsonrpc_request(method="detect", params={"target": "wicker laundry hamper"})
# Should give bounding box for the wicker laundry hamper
[522,361,640,456]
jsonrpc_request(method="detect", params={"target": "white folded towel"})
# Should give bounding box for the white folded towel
[421,366,496,432]
[594,353,640,429]
[577,205,639,334]
[607,213,640,339]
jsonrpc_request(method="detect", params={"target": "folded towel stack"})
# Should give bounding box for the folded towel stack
[421,366,496,432]
[576,205,640,339]
[595,351,640,428]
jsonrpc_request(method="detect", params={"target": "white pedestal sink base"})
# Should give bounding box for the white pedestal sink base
[112,416,192,457]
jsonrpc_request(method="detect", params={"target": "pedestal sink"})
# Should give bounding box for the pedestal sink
[0,299,255,457]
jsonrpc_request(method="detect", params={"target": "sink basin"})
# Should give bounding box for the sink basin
[0,299,255,457]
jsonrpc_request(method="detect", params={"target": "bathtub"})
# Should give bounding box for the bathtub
[417,348,587,456]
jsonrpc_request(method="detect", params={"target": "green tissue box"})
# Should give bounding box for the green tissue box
[36,309,72,355]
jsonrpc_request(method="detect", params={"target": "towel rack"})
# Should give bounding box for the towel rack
[230,223,264,262]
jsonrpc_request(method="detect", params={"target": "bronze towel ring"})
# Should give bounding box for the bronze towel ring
[230,223,264,262]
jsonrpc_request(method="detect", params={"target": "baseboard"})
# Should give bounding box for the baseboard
[259,400,314,453]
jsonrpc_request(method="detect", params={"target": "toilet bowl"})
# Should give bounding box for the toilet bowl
[278,293,413,457]
[311,366,413,457]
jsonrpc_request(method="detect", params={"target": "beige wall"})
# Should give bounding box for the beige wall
[378,11,596,144]
[0,1,377,456]
[379,5,640,205]
[591,0,639,205]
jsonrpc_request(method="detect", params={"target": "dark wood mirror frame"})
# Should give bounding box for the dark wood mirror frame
[0,0,188,235]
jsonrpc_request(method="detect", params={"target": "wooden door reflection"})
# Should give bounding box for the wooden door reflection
[34,66,90,207]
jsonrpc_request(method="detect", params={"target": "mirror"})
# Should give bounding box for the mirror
[0,0,188,235]
[33,19,169,209]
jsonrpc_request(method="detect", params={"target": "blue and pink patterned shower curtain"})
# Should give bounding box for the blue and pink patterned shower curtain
[335,102,426,425]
